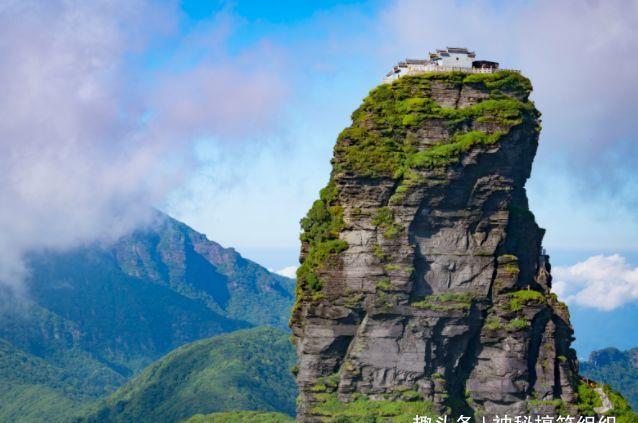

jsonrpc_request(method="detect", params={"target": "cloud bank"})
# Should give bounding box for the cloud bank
[553,254,638,311]
[0,0,286,288]
[275,265,299,279]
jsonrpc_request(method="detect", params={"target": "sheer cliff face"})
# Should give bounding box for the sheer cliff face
[290,71,579,420]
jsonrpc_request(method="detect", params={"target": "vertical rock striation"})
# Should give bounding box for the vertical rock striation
[290,71,580,421]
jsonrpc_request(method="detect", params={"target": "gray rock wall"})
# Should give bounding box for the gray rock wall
[291,73,579,421]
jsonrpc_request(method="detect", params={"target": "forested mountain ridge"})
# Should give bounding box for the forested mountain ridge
[79,327,297,423]
[0,211,294,422]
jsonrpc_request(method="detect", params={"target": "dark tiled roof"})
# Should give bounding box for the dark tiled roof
[446,46,469,53]
[429,47,476,57]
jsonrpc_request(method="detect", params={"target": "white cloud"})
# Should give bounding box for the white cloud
[553,254,638,311]
[275,265,298,279]
[0,0,287,289]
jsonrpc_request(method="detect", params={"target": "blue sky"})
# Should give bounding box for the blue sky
[1,0,637,356]
[163,2,638,257]
[166,0,638,356]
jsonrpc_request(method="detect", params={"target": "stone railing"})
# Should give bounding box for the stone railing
[382,66,521,83]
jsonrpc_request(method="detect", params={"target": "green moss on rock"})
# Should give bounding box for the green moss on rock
[507,318,530,331]
[463,70,532,98]
[484,315,503,331]
[383,264,401,272]
[412,292,474,312]
[296,182,348,300]
[372,244,389,262]
[372,207,403,239]
[508,289,546,312]
[376,278,393,292]
[409,130,505,169]
[334,70,537,179]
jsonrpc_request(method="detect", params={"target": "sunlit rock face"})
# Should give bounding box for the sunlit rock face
[291,71,579,421]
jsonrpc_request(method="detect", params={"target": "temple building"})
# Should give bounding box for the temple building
[383,47,501,83]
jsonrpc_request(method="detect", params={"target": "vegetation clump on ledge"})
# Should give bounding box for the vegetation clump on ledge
[372,206,403,238]
[375,278,393,292]
[463,71,532,96]
[408,130,505,169]
[295,181,348,303]
[507,317,530,331]
[484,315,530,332]
[507,289,546,312]
[412,292,475,312]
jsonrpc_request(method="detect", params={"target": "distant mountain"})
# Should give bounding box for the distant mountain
[79,327,296,423]
[0,211,294,421]
[580,347,638,410]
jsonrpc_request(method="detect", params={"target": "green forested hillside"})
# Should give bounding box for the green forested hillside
[0,211,294,421]
[184,411,294,422]
[581,347,638,409]
[0,339,96,422]
[79,327,297,423]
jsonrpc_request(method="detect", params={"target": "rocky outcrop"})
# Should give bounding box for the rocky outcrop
[290,71,580,420]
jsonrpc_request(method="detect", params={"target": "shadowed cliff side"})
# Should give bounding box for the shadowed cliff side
[290,70,582,421]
